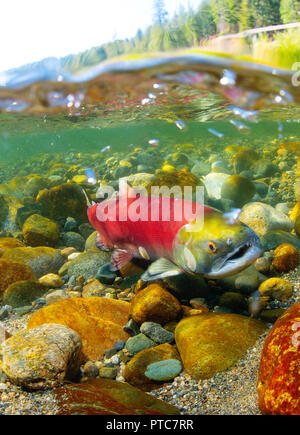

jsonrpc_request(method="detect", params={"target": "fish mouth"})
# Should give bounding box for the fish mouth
[205,237,262,279]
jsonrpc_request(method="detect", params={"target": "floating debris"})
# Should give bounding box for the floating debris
[84,168,97,185]
[148,139,160,147]
[208,128,224,138]
[230,119,251,133]
[175,119,186,130]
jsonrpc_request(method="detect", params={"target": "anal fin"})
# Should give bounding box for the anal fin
[141,257,183,281]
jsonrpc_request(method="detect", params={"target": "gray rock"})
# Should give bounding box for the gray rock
[98,367,118,379]
[239,202,293,236]
[45,289,69,305]
[124,318,140,337]
[62,232,85,252]
[0,306,10,320]
[125,333,156,355]
[140,322,174,344]
[261,230,300,251]
[2,323,82,390]
[60,250,111,279]
[145,359,182,381]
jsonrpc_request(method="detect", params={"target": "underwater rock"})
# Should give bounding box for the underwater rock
[0,195,9,227]
[218,292,247,312]
[145,359,182,382]
[191,161,211,178]
[216,264,266,294]
[257,303,300,415]
[78,223,94,239]
[290,201,300,223]
[261,230,300,251]
[2,247,64,278]
[131,284,182,325]
[62,231,85,252]
[22,214,60,247]
[220,175,255,207]
[82,279,106,298]
[140,322,174,344]
[54,378,179,415]
[27,297,130,361]
[0,237,24,256]
[120,173,156,189]
[254,257,271,275]
[59,250,111,280]
[239,202,293,237]
[175,313,266,380]
[294,181,300,201]
[96,263,117,284]
[36,183,88,222]
[38,273,63,288]
[0,175,49,200]
[45,289,70,305]
[125,333,156,355]
[98,367,117,379]
[0,259,36,294]
[3,280,47,308]
[254,181,268,198]
[232,147,259,173]
[254,160,278,179]
[84,231,98,250]
[2,323,82,390]
[258,278,292,301]
[124,343,180,387]
[272,243,299,273]
[202,173,230,200]
[295,216,300,237]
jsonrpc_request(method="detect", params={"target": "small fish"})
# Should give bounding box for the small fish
[88,182,262,281]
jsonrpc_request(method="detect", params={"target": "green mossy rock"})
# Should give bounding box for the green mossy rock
[3,280,47,308]
[175,313,267,380]
[2,247,64,278]
[23,214,60,247]
[221,175,255,207]
[36,183,88,222]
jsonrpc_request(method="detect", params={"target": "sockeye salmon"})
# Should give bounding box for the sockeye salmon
[87,182,262,281]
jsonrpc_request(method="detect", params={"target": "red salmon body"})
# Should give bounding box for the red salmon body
[88,194,215,261]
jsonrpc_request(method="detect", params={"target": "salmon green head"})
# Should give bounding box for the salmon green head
[172,209,262,279]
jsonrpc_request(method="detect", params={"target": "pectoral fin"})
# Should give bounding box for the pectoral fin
[141,258,183,281]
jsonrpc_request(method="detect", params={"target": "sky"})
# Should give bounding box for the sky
[0,0,202,72]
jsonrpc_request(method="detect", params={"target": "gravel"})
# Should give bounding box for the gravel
[0,265,298,415]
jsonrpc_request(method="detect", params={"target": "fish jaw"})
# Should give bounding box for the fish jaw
[203,231,262,278]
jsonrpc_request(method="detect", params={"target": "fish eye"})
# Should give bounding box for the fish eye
[208,241,217,253]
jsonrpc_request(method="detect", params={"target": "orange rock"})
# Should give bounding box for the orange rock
[131,284,182,325]
[0,259,36,294]
[257,303,300,415]
[27,297,130,361]
[0,238,25,256]
[124,343,181,387]
[181,305,209,317]
[272,243,299,273]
